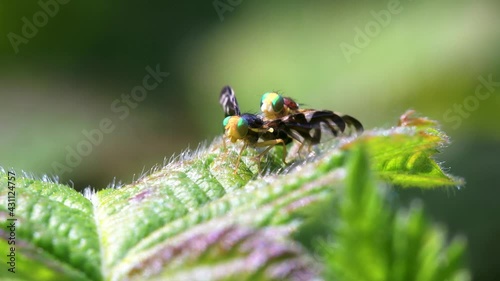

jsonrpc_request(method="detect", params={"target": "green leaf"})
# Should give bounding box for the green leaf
[0,175,101,281]
[307,145,469,281]
[348,110,464,188]
[0,111,466,280]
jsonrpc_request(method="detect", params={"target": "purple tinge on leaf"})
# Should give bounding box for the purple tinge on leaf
[125,222,319,281]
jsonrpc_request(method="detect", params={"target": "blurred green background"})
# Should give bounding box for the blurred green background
[1,0,499,279]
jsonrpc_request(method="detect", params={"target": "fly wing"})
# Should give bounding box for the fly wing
[279,110,347,144]
[219,86,241,117]
[341,115,364,133]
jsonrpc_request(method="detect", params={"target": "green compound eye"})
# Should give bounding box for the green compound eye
[223,116,231,127]
[223,116,248,140]
[261,92,284,114]
[236,117,249,137]
[261,92,271,107]
[271,94,284,113]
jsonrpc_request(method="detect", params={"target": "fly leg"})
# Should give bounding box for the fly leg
[233,142,248,174]
[251,138,288,173]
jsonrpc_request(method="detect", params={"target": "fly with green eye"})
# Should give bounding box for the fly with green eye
[260,92,300,121]
[219,86,291,172]
[259,92,364,150]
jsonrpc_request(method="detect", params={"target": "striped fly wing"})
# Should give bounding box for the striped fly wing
[341,115,364,133]
[279,110,347,145]
[342,115,364,134]
[219,86,241,117]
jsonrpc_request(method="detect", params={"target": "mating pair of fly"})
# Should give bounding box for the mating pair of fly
[219,86,363,172]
